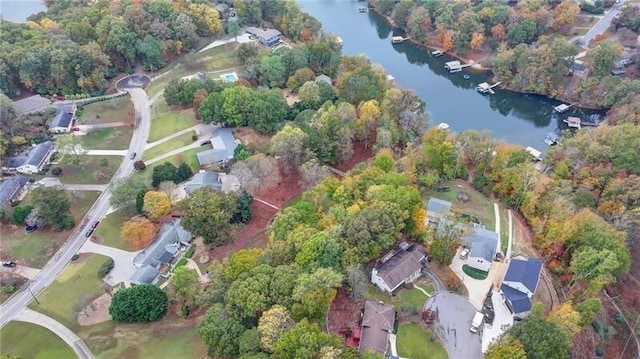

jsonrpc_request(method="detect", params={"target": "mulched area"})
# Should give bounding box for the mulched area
[327,287,365,345]
[333,142,374,173]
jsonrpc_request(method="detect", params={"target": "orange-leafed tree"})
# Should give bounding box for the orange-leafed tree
[441,29,454,52]
[470,32,485,51]
[143,191,171,221]
[491,24,506,41]
[552,0,580,33]
[121,216,158,250]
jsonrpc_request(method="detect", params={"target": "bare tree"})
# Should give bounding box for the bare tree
[299,158,330,188]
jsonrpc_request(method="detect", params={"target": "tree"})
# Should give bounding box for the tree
[272,319,342,359]
[11,205,33,225]
[298,80,321,109]
[485,336,527,359]
[227,19,241,40]
[470,32,485,51]
[56,134,87,165]
[548,301,581,336]
[109,284,168,323]
[136,189,147,214]
[170,266,199,304]
[588,40,623,77]
[134,160,146,171]
[0,93,17,135]
[507,19,538,46]
[510,304,571,359]
[110,177,148,214]
[232,191,253,224]
[222,248,263,283]
[198,303,246,357]
[552,0,580,32]
[177,162,193,182]
[30,186,74,231]
[234,144,252,162]
[120,216,157,249]
[143,191,171,220]
[286,67,315,92]
[237,43,260,64]
[291,267,342,320]
[491,23,506,41]
[258,305,295,352]
[181,188,238,246]
[270,125,309,171]
[260,56,287,88]
[151,162,180,187]
[393,0,415,28]
[299,158,330,188]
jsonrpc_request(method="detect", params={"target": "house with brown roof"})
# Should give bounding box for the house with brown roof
[371,242,426,293]
[359,301,395,356]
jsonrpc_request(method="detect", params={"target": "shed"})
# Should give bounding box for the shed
[445,61,462,73]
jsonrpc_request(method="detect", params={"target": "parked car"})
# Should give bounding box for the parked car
[85,228,94,237]
[25,224,38,233]
[71,127,80,132]
[2,261,16,267]
[459,248,470,260]
[91,221,100,229]
[129,152,137,160]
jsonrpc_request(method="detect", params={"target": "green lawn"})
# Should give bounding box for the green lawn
[462,264,489,280]
[58,155,122,184]
[80,127,132,150]
[148,98,198,142]
[0,321,75,359]
[399,288,428,311]
[78,97,134,125]
[30,253,109,331]
[143,131,197,161]
[500,206,509,254]
[366,285,428,311]
[134,147,206,185]
[3,191,100,267]
[94,210,129,250]
[396,323,448,359]
[422,180,496,231]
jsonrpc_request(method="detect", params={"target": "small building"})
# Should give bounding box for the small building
[2,141,55,175]
[214,3,229,18]
[371,243,426,293]
[461,224,498,272]
[49,103,77,133]
[314,74,332,86]
[196,128,238,167]
[500,257,543,319]
[426,197,452,226]
[359,301,395,356]
[553,103,571,113]
[183,172,223,194]
[12,95,50,115]
[564,116,582,129]
[246,27,282,47]
[0,175,29,210]
[445,61,462,73]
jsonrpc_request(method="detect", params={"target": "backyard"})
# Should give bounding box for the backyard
[78,97,134,125]
[57,155,122,185]
[93,210,129,250]
[143,131,197,161]
[366,282,434,312]
[148,98,198,142]
[0,321,75,359]
[80,128,132,151]
[1,191,100,267]
[134,147,206,185]
[396,323,448,359]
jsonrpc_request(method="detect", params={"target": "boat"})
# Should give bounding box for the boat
[391,36,406,44]
[544,132,561,146]
[358,7,369,13]
[431,50,443,57]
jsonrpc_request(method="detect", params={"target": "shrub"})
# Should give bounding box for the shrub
[98,258,115,278]
[134,160,146,171]
[109,284,168,323]
[175,258,187,268]
[191,134,198,141]
[11,205,33,225]
[51,167,63,176]
[2,285,16,294]
[185,246,195,259]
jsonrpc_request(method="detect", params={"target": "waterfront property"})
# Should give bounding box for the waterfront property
[2,141,55,174]
[49,103,77,133]
[431,50,443,57]
[196,128,239,167]
[554,103,571,113]
[245,27,282,47]
[500,257,543,319]
[445,61,462,73]
[476,82,501,95]
[0,175,29,210]
[426,197,452,226]
[371,242,426,293]
[461,224,498,272]
[564,116,582,128]
[525,146,542,162]
[359,300,395,356]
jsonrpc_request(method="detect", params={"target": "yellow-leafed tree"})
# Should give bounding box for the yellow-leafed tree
[121,216,157,250]
[143,191,171,220]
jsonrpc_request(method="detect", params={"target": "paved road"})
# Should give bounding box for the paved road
[581,1,626,48]
[0,84,151,344]
[14,308,94,359]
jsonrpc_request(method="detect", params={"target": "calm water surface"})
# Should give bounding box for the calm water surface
[0,0,46,23]
[299,0,603,148]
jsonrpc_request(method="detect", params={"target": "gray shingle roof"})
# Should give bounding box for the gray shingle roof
[501,284,532,314]
[503,258,542,293]
[462,224,498,262]
[196,128,237,166]
[360,301,395,355]
[427,197,451,221]
[375,245,425,291]
[3,141,54,169]
[50,104,75,129]
[133,220,192,268]
[184,172,222,194]
[0,176,29,205]
[130,266,160,285]
[246,27,282,40]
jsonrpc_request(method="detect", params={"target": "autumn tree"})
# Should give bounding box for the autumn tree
[121,215,157,249]
[552,0,580,32]
[272,319,342,359]
[292,267,342,320]
[181,188,238,246]
[588,40,623,77]
[491,23,506,41]
[470,32,485,51]
[548,301,581,336]
[270,125,309,171]
[510,304,570,359]
[286,67,315,92]
[357,99,381,148]
[258,305,295,352]
[143,191,171,220]
[485,336,527,359]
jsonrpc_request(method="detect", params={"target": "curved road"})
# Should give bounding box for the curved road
[0,86,151,357]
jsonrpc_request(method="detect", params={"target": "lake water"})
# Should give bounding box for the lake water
[298,0,603,148]
[0,0,46,23]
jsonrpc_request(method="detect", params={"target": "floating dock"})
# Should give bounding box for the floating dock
[554,103,571,113]
[445,60,474,73]
[564,116,582,128]
[391,36,407,44]
[477,82,502,94]
[358,7,369,13]
[525,146,542,161]
[431,50,443,57]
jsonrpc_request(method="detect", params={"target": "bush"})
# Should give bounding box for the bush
[11,205,33,225]
[191,134,198,141]
[134,160,146,171]
[98,258,115,278]
[184,245,195,259]
[175,258,187,268]
[109,284,168,323]
[51,167,63,176]
[2,285,16,294]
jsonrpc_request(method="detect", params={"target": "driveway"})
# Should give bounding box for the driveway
[0,265,40,280]
[425,292,483,359]
[482,290,514,352]
[78,240,140,286]
[36,178,108,192]
[450,248,496,309]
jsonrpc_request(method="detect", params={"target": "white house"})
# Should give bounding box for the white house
[2,141,55,175]
[371,242,425,293]
[462,224,498,272]
[500,257,543,318]
[49,103,77,133]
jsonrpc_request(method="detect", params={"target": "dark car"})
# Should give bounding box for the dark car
[92,221,100,229]
[85,228,94,237]
[129,152,137,160]
[2,261,16,267]
[25,224,38,233]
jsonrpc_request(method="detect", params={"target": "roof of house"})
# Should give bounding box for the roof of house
[133,220,192,268]
[246,26,282,39]
[315,74,331,85]
[130,266,160,285]
[184,172,223,194]
[360,301,395,355]
[196,128,238,166]
[503,258,542,293]
[463,224,498,262]
[3,141,54,169]
[214,3,229,12]
[427,197,452,218]
[13,95,50,115]
[374,245,425,291]
[0,175,29,204]
[501,283,532,314]
[50,103,75,129]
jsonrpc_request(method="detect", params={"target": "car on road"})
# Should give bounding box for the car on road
[2,261,16,267]
[85,228,94,237]
[459,248,470,260]
[129,152,137,160]
[91,221,100,229]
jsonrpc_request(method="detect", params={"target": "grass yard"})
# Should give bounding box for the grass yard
[78,97,134,125]
[134,147,206,185]
[148,98,198,142]
[143,131,197,161]
[396,323,448,359]
[94,210,129,250]
[462,264,489,280]
[80,127,132,150]
[399,288,428,310]
[500,206,509,254]
[0,321,75,359]
[422,179,495,231]
[58,155,122,185]
[30,253,109,330]
[366,285,428,311]
[2,191,100,267]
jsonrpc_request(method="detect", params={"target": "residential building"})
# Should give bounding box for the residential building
[130,220,193,285]
[314,74,332,86]
[183,172,223,194]
[359,301,395,356]
[371,242,426,293]
[500,258,543,318]
[214,3,229,18]
[196,128,238,167]
[2,141,55,175]
[246,27,282,47]
[0,175,29,210]
[426,197,452,226]
[461,224,498,272]
[49,103,77,133]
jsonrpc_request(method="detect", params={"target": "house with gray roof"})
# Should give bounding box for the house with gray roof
[196,128,238,167]
[426,197,452,225]
[461,224,498,272]
[183,172,223,194]
[315,74,332,85]
[49,103,76,133]
[0,175,29,210]
[359,301,395,355]
[371,243,425,293]
[246,27,282,47]
[500,257,543,318]
[130,266,161,285]
[2,141,55,175]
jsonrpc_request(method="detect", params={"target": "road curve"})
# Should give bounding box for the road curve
[14,308,94,359]
[581,1,627,49]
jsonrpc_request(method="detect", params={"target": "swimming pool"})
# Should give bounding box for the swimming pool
[220,72,238,83]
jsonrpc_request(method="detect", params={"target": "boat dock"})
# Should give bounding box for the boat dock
[431,50,443,57]
[563,116,598,129]
[544,131,561,146]
[445,60,474,73]
[358,7,369,13]
[554,103,572,113]
[391,36,408,44]
[477,82,502,94]
[526,146,542,161]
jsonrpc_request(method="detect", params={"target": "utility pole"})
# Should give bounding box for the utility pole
[28,287,40,305]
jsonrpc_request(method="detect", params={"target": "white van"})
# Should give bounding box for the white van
[470,311,484,333]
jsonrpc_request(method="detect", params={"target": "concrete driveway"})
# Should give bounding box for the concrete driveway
[426,292,483,359]
[450,247,496,309]
[78,240,140,286]
[482,290,514,352]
